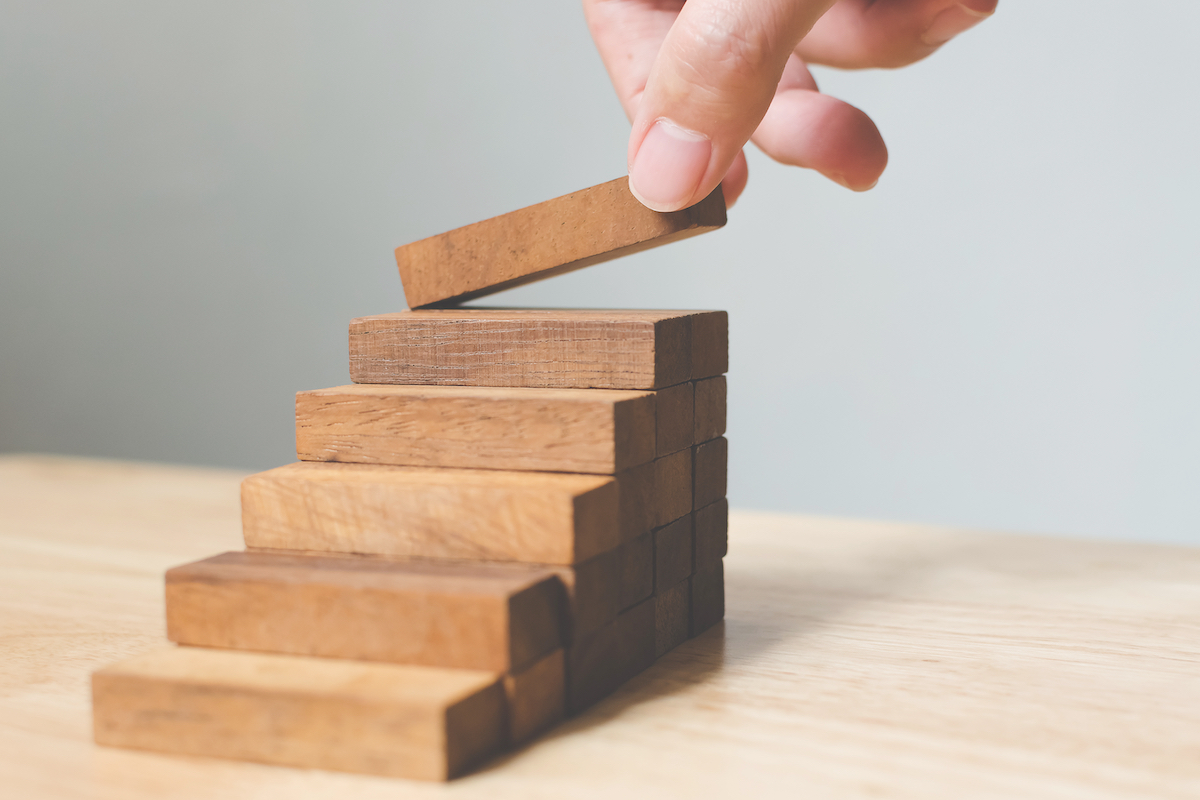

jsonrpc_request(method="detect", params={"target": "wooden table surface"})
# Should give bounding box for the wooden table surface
[2,454,1198,799]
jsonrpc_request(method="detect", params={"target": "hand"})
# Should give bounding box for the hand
[583,0,998,210]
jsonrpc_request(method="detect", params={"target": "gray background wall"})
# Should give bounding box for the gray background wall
[2,2,1197,543]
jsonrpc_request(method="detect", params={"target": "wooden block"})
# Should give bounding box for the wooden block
[566,598,655,713]
[92,646,505,781]
[693,437,727,511]
[544,548,619,641]
[654,514,694,592]
[165,551,563,673]
[349,309,727,391]
[655,381,694,456]
[296,384,656,475]
[693,498,729,568]
[617,531,654,611]
[655,581,691,659]
[241,462,617,565]
[693,376,727,444]
[504,649,565,745]
[690,560,725,637]
[655,448,694,527]
[395,177,726,309]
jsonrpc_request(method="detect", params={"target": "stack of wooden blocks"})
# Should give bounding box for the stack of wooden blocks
[92,179,730,781]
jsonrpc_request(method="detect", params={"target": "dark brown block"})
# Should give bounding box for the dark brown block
[504,649,565,745]
[655,382,695,456]
[349,309,727,391]
[566,598,655,713]
[693,498,729,568]
[166,551,562,673]
[693,437,728,511]
[690,309,729,379]
[654,514,693,592]
[693,376,727,444]
[654,581,690,658]
[617,531,654,611]
[395,177,725,308]
[690,560,725,637]
[655,448,694,528]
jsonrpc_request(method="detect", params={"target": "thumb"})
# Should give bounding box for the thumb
[628,0,835,212]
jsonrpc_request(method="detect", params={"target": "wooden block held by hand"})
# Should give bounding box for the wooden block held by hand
[297,384,656,474]
[241,462,618,565]
[92,647,505,781]
[166,551,563,672]
[349,309,727,390]
[395,177,726,309]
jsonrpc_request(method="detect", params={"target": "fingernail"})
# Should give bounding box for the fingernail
[629,119,711,212]
[921,4,993,46]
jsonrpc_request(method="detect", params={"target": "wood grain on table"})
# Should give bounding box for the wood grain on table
[1,454,1198,799]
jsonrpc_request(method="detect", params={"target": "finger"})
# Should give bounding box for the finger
[750,55,887,190]
[798,0,998,70]
[582,0,683,121]
[627,0,837,211]
[723,150,750,207]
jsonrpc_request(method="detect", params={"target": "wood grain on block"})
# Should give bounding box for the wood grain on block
[241,462,617,565]
[349,309,726,391]
[693,498,729,568]
[92,647,504,781]
[690,311,729,379]
[655,581,691,658]
[504,649,565,745]
[654,514,694,592]
[296,384,655,475]
[655,382,694,456]
[566,598,655,713]
[655,448,694,528]
[395,177,726,309]
[692,437,727,511]
[618,531,654,611]
[690,560,725,638]
[165,551,562,673]
[693,376,727,445]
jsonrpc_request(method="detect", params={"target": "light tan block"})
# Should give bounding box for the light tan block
[693,376,727,444]
[92,647,504,781]
[655,581,690,659]
[395,177,725,308]
[693,437,727,511]
[504,649,565,745]
[241,462,617,565]
[165,551,562,672]
[349,309,727,391]
[296,384,656,474]
[655,381,694,456]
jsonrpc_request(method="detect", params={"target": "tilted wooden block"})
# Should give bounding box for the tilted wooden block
[241,462,617,565]
[395,177,726,309]
[165,551,563,673]
[654,514,694,592]
[654,581,690,659]
[504,649,565,745]
[693,375,727,445]
[693,436,728,511]
[690,560,725,638]
[92,647,505,781]
[693,498,729,568]
[296,384,656,475]
[566,598,655,713]
[349,309,727,390]
[655,381,694,456]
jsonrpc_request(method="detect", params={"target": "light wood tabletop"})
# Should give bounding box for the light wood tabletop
[2,454,1197,799]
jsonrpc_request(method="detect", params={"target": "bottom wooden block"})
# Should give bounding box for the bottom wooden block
[690,559,725,637]
[654,580,690,658]
[505,649,565,745]
[566,598,655,713]
[92,646,505,781]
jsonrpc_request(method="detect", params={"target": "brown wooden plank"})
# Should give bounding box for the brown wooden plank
[655,448,694,528]
[566,598,655,713]
[241,462,617,565]
[165,551,563,673]
[692,437,727,511]
[92,646,505,781]
[655,381,694,456]
[690,560,725,638]
[296,384,656,475]
[693,498,729,568]
[395,177,726,309]
[617,531,654,611]
[654,514,694,592]
[655,581,691,658]
[693,376,727,445]
[349,309,726,390]
[690,311,729,380]
[504,649,565,745]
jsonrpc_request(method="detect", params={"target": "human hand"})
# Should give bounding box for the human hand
[583,0,998,210]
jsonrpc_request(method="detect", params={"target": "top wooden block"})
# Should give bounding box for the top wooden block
[395,177,726,309]
[349,308,728,390]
